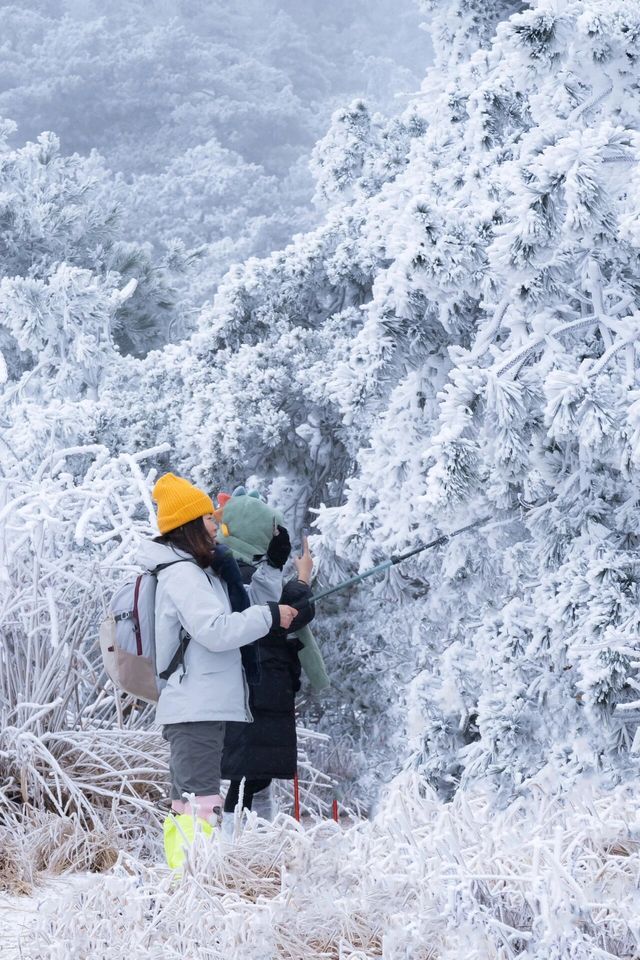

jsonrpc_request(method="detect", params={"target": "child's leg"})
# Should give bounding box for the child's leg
[250,780,274,820]
[244,779,272,810]
[224,780,241,813]
[224,777,272,812]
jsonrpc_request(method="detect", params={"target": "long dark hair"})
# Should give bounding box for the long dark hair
[155,516,214,568]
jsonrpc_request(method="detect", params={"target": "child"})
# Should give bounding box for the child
[216,488,329,821]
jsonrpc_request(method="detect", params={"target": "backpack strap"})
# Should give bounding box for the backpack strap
[128,562,191,660]
[158,628,191,682]
[150,559,194,576]
[151,558,198,682]
[132,574,144,656]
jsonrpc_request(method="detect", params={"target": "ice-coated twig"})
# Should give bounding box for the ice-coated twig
[568,80,613,124]
[495,299,636,379]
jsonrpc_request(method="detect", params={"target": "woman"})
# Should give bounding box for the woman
[137,472,298,833]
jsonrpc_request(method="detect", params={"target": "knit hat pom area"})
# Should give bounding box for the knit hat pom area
[152,472,215,534]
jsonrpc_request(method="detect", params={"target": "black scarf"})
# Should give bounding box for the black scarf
[211,545,261,683]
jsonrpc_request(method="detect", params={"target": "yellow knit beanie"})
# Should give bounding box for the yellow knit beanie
[152,473,214,534]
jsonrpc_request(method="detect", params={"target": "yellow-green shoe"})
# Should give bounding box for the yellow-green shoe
[163,813,214,870]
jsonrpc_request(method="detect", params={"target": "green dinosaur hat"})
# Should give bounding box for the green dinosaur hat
[215,487,330,692]
[216,487,285,563]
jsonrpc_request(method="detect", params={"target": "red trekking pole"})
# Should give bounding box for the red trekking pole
[293,772,301,822]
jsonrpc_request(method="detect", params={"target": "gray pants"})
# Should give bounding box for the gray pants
[163,721,226,800]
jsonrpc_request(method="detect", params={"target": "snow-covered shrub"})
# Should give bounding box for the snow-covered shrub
[14,774,640,958]
[0,444,170,860]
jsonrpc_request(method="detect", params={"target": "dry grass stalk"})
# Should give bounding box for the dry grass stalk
[8,775,639,959]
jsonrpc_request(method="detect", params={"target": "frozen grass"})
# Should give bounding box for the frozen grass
[3,448,640,957]
[0,447,177,894]
[0,445,352,913]
[5,773,640,959]
[0,722,346,898]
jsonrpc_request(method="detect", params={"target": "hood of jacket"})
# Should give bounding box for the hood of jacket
[137,538,192,572]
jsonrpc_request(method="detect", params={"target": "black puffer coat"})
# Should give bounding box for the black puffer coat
[221,572,315,780]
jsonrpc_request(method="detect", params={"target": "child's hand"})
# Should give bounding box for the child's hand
[294,535,313,584]
[266,525,291,569]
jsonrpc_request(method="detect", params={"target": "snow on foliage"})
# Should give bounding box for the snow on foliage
[10,776,640,959]
[0,121,193,362]
[146,0,640,804]
[0,0,426,334]
[3,0,640,950]
[7,0,640,806]
[0,446,170,868]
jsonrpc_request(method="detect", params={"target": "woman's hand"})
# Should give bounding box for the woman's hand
[278,604,299,630]
[293,535,313,584]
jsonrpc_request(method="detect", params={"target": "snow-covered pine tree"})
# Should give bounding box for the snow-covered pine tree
[18,0,640,807]
[421,0,528,66]
[0,127,189,395]
[114,0,640,803]
[311,0,640,797]
[0,121,194,385]
[0,264,126,401]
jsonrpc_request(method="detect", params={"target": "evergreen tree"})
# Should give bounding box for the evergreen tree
[118,0,640,802]
[6,0,640,810]
[421,0,528,66]
[0,121,192,392]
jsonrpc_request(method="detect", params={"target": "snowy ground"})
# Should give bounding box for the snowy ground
[2,876,97,960]
[3,775,640,959]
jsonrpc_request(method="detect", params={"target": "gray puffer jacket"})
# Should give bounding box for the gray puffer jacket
[137,540,283,724]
